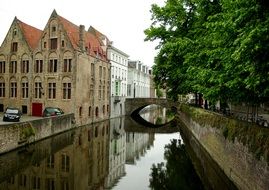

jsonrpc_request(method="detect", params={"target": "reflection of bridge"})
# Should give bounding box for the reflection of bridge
[124,116,179,133]
[125,98,175,116]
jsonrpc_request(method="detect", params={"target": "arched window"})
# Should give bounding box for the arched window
[95,107,99,117]
[10,77,17,98]
[0,77,5,97]
[34,77,42,99]
[21,77,29,98]
[79,107,82,117]
[88,106,91,117]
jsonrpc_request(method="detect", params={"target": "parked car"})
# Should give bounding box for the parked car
[3,107,22,122]
[42,107,64,117]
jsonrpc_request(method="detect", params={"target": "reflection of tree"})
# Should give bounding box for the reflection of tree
[149,139,204,190]
[156,117,163,125]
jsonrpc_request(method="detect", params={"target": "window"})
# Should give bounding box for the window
[19,174,26,187]
[35,60,43,73]
[10,82,17,98]
[127,84,131,96]
[61,154,70,172]
[63,82,71,99]
[103,105,105,115]
[48,83,56,99]
[61,40,65,47]
[22,82,28,98]
[103,86,105,100]
[46,155,54,168]
[103,67,106,80]
[63,59,72,72]
[90,85,94,99]
[88,106,91,117]
[91,63,95,77]
[99,85,101,99]
[50,38,57,50]
[13,29,17,37]
[49,59,57,72]
[32,176,41,189]
[0,61,5,73]
[95,107,99,117]
[34,82,42,99]
[44,42,47,48]
[115,81,119,96]
[99,66,102,79]
[21,60,29,73]
[61,180,69,190]
[11,42,18,52]
[46,178,55,190]
[79,107,82,117]
[0,83,5,97]
[10,61,17,73]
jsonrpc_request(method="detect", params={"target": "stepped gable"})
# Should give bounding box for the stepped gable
[57,14,107,61]
[17,18,42,50]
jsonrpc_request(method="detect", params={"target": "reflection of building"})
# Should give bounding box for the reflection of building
[0,121,110,190]
[105,117,126,189]
[127,60,150,98]
[139,105,167,125]
[125,132,154,164]
[0,10,110,125]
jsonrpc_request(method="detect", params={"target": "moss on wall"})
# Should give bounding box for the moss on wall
[180,104,269,163]
[20,123,35,141]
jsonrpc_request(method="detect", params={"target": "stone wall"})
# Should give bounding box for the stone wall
[0,113,74,154]
[178,105,269,190]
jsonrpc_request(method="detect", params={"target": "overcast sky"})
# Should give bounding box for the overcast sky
[0,0,164,67]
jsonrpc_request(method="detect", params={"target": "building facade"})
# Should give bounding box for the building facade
[0,10,110,125]
[107,45,128,117]
[89,27,129,118]
[127,60,150,98]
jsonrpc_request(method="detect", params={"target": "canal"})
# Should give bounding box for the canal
[0,105,236,190]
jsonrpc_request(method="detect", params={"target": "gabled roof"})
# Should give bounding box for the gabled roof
[57,13,107,60]
[88,26,111,46]
[17,18,42,50]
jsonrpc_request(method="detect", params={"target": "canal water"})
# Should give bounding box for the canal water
[0,105,235,190]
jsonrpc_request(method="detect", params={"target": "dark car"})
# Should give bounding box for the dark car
[42,107,64,117]
[3,107,22,122]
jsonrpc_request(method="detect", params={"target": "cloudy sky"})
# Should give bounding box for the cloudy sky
[0,0,164,67]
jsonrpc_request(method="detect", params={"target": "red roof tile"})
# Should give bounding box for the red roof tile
[17,19,42,50]
[58,15,107,60]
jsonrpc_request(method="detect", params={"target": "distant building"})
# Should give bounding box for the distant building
[89,27,129,118]
[0,10,110,125]
[127,60,150,98]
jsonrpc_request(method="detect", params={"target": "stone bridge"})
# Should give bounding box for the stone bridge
[125,98,175,116]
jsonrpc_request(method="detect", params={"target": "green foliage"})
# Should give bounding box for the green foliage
[145,0,269,105]
[20,123,35,140]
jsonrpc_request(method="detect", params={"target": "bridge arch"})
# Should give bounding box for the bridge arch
[125,98,175,116]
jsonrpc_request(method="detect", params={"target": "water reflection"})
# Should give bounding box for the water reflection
[149,139,204,190]
[0,117,204,190]
[139,104,175,125]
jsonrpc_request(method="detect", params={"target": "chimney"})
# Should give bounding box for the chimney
[79,25,85,51]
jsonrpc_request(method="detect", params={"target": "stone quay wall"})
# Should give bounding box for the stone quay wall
[178,105,269,190]
[0,113,75,154]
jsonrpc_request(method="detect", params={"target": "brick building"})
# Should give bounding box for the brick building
[0,10,110,125]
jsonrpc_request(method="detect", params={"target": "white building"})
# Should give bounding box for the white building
[127,60,150,98]
[107,45,129,117]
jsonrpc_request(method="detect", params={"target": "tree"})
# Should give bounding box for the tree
[146,0,269,107]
